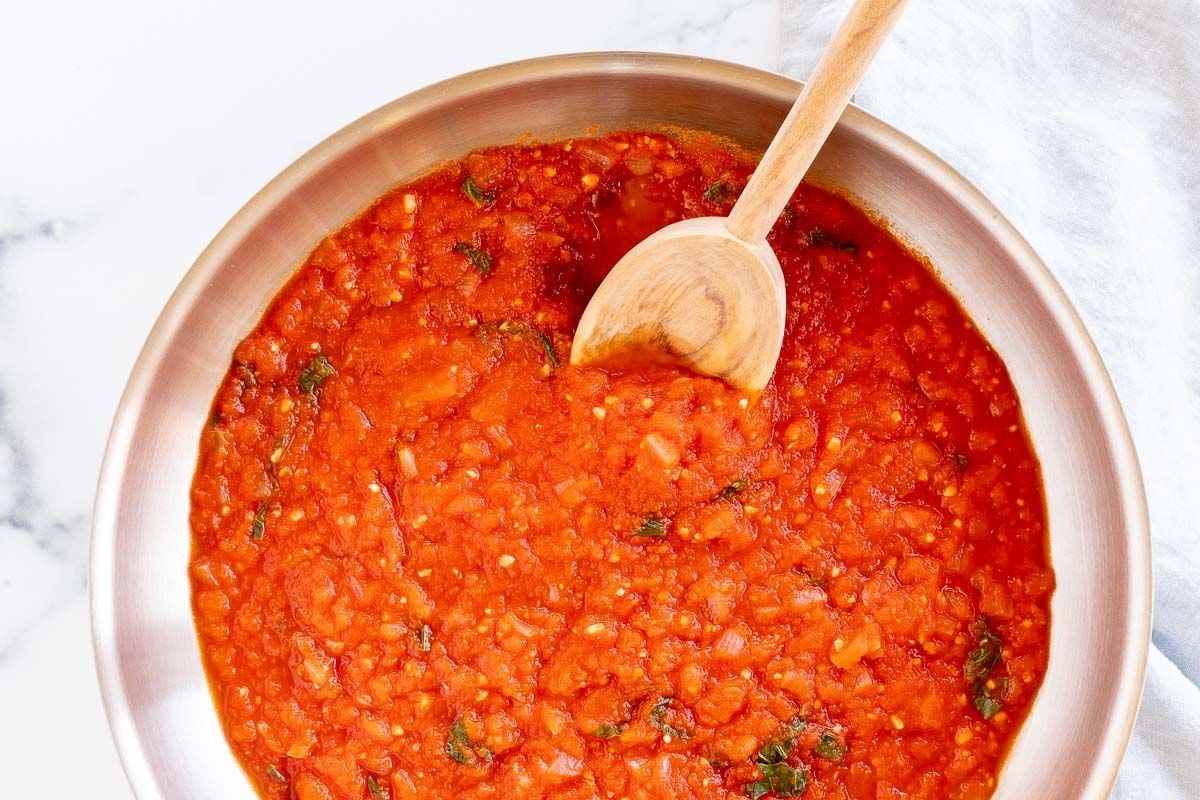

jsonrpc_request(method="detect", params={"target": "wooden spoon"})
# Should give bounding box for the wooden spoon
[570,0,908,394]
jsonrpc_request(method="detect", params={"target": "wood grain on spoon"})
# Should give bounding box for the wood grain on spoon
[570,0,909,394]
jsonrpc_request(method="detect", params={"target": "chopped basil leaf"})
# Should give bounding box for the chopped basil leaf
[445,719,492,765]
[955,452,970,472]
[251,502,268,541]
[367,775,389,799]
[756,718,805,765]
[635,516,668,538]
[745,778,771,800]
[757,736,793,765]
[745,762,809,799]
[973,676,1011,720]
[210,411,222,428]
[491,320,558,368]
[266,765,287,783]
[417,624,432,652]
[813,732,846,761]
[536,331,559,368]
[965,617,1006,719]
[593,722,627,739]
[454,242,493,275]
[718,477,749,499]
[745,719,809,798]
[298,354,334,397]
[648,697,691,740]
[806,228,857,254]
[461,176,495,208]
[974,688,1002,719]
[703,182,733,203]
[964,617,1002,681]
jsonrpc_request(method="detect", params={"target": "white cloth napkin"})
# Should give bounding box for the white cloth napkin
[781,1,1199,797]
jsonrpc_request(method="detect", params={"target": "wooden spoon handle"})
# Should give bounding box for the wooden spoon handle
[726,0,908,244]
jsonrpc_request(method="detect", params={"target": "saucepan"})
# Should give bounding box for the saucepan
[90,52,1151,799]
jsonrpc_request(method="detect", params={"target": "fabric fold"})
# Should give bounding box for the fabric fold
[781,2,1199,798]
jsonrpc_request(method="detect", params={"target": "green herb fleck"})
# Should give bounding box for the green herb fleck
[635,516,668,538]
[593,722,627,739]
[806,228,857,254]
[756,737,793,766]
[813,732,846,761]
[755,718,806,765]
[366,775,389,799]
[454,242,493,275]
[461,176,495,208]
[445,719,492,765]
[490,320,558,368]
[703,182,733,203]
[266,765,287,784]
[964,617,1002,681]
[210,411,222,429]
[535,331,559,367]
[298,354,334,397]
[744,762,809,800]
[718,477,749,500]
[955,452,970,472]
[965,617,1006,720]
[648,697,691,741]
[974,686,1002,719]
[251,502,269,542]
[417,624,432,652]
[744,719,809,798]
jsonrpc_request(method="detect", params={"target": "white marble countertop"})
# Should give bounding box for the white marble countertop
[0,0,776,796]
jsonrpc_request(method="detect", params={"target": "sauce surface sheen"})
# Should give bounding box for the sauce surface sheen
[190,130,1052,800]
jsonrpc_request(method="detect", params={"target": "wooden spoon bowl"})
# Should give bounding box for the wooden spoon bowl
[571,0,908,394]
[572,217,785,392]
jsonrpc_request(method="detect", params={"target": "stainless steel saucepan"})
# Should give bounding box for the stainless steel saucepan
[90,53,1151,799]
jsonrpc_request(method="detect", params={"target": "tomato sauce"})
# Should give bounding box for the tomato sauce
[190,131,1052,800]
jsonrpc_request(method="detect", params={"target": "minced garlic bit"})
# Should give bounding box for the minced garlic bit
[581,173,600,189]
[498,554,516,568]
[592,406,606,420]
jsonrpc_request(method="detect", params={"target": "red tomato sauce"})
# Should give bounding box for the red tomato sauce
[190,131,1052,800]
